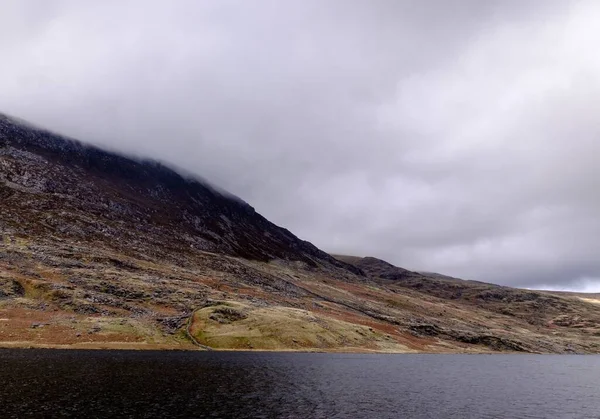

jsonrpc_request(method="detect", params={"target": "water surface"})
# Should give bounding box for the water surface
[1,350,599,418]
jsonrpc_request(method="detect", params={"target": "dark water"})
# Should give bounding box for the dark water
[1,350,599,418]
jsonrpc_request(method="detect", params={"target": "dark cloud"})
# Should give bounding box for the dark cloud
[1,0,598,290]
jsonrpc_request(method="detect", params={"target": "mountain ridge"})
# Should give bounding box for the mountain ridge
[0,112,359,272]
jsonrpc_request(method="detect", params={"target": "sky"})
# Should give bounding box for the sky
[2,0,600,291]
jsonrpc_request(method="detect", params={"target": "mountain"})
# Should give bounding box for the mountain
[0,113,358,270]
[2,113,600,353]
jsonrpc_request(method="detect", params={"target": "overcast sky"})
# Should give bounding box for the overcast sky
[2,1,600,291]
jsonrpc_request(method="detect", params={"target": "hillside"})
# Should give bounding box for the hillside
[2,113,600,353]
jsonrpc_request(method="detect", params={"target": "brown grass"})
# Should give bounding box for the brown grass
[189,301,415,352]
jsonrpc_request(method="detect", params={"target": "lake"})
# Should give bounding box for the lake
[0,350,598,418]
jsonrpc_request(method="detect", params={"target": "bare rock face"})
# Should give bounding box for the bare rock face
[0,113,357,272]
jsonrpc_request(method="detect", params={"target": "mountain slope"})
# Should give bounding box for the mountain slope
[0,113,358,272]
[335,255,600,353]
[1,113,600,353]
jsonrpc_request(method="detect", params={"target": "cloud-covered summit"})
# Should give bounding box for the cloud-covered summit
[2,0,599,290]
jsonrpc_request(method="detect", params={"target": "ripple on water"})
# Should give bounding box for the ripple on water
[0,350,599,418]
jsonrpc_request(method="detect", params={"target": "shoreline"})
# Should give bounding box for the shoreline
[0,341,548,354]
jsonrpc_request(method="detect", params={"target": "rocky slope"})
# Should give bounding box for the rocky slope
[0,113,360,271]
[1,113,600,353]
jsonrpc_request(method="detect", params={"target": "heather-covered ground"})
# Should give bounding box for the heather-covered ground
[2,237,600,353]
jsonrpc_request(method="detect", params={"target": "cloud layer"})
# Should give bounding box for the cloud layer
[2,0,600,290]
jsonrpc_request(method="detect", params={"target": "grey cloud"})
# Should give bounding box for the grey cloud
[1,0,599,290]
